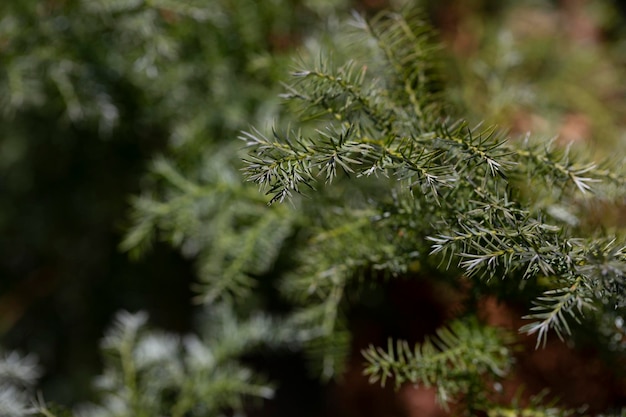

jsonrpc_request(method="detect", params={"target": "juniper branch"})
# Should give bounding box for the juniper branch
[243,7,626,350]
[362,317,513,407]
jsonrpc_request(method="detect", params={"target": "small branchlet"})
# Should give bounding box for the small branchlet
[362,317,513,408]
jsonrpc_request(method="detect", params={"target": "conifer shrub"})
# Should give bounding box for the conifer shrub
[2,2,626,417]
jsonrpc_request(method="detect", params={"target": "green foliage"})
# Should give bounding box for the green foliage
[239,3,626,413]
[73,306,282,417]
[2,1,626,416]
[486,391,576,417]
[0,0,347,406]
[363,317,513,408]
[24,305,292,417]
[447,1,626,158]
[120,156,295,304]
[117,2,626,414]
[243,5,626,350]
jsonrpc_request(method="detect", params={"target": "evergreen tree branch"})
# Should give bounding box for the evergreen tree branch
[362,317,513,407]
[243,6,626,352]
[357,9,443,127]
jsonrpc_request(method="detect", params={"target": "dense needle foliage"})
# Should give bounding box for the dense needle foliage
[238,7,626,413]
[1,1,626,416]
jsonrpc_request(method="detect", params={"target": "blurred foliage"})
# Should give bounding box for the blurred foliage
[0,0,350,406]
[438,0,626,156]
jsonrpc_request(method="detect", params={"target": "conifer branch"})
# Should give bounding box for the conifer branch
[81,306,288,417]
[362,317,512,406]
[359,9,442,127]
[243,6,625,352]
[121,156,293,303]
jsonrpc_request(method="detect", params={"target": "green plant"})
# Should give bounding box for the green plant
[2,2,626,417]
[1,306,297,417]
[239,5,626,413]
[0,0,347,406]
[126,4,626,414]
